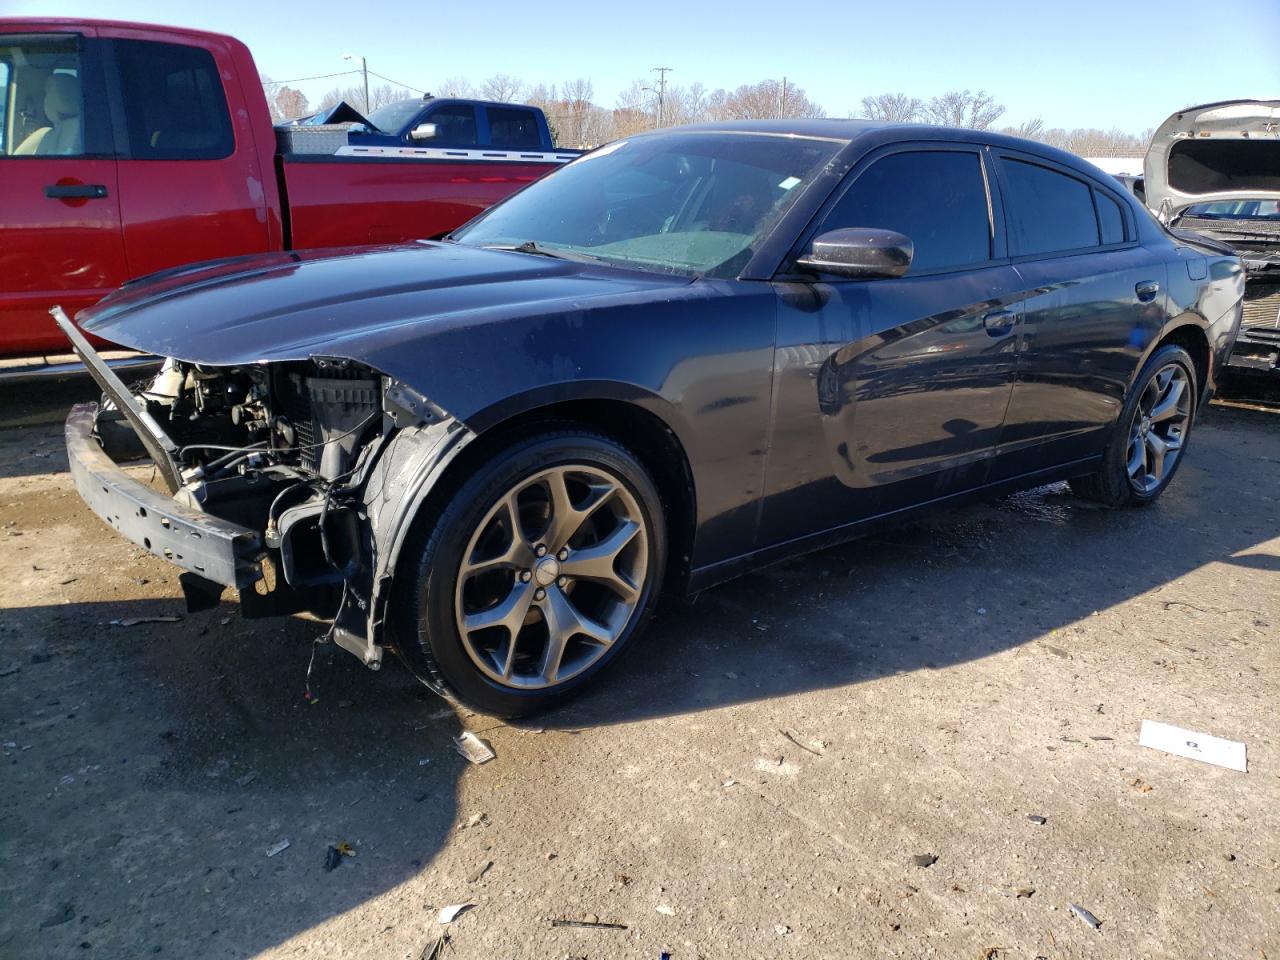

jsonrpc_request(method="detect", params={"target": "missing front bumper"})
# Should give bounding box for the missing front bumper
[64,402,264,590]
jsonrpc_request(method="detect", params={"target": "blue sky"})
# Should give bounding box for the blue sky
[10,0,1279,131]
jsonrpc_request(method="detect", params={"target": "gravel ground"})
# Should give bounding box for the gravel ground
[0,377,1276,960]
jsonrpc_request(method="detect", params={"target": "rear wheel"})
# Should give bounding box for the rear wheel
[392,431,666,717]
[1069,344,1197,507]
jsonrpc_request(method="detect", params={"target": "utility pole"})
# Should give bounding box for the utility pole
[780,76,788,118]
[343,53,370,113]
[652,66,673,128]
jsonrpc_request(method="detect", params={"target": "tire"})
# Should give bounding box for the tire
[1069,344,1198,507]
[391,430,667,717]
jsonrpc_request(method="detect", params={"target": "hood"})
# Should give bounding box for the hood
[1144,100,1280,221]
[77,242,688,379]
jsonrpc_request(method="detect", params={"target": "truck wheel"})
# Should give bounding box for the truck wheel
[1069,344,1197,507]
[393,430,666,717]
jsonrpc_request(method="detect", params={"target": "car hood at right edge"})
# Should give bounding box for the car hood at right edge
[1144,100,1280,222]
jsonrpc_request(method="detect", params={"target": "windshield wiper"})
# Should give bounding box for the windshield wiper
[486,241,608,264]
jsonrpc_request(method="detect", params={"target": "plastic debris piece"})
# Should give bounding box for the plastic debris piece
[1027,815,1047,825]
[911,854,938,868]
[1139,720,1247,772]
[111,616,182,627]
[437,903,474,924]
[551,918,628,930]
[266,839,290,857]
[453,731,496,764]
[775,924,791,935]
[1069,903,1102,930]
[323,846,343,871]
[467,860,492,883]
[722,777,736,788]
[656,904,676,916]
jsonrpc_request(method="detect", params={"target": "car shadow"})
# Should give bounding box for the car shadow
[0,403,1274,958]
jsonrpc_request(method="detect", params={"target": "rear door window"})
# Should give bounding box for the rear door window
[112,39,233,160]
[1000,159,1100,256]
[0,34,109,156]
[1096,190,1126,244]
[487,107,541,148]
[426,104,477,146]
[817,149,992,273]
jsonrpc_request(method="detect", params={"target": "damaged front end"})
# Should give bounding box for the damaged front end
[54,307,472,671]
[1145,100,1280,373]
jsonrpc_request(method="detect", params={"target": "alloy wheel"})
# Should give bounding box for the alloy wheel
[454,464,649,689]
[1127,362,1192,495]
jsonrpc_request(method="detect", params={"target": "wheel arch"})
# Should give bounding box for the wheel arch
[1148,322,1211,410]
[371,383,699,641]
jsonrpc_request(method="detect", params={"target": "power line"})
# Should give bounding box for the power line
[366,69,431,96]
[265,69,360,86]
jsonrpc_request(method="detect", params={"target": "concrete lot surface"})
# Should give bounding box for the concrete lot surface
[0,379,1276,959]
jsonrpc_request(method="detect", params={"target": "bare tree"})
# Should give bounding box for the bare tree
[859,92,922,123]
[318,86,365,111]
[481,74,524,103]
[272,86,310,122]
[562,78,595,147]
[709,80,824,121]
[921,90,1005,129]
[999,117,1045,141]
[437,76,475,98]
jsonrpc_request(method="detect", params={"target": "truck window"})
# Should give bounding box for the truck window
[487,107,540,149]
[0,36,86,156]
[113,39,233,160]
[426,104,477,146]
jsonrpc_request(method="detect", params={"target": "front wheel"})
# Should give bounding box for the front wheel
[392,430,666,717]
[1069,344,1197,507]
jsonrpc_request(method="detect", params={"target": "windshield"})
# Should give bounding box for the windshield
[363,99,424,134]
[453,132,844,278]
[1185,199,1280,221]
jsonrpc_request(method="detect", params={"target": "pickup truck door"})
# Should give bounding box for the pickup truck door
[0,28,126,357]
[101,31,271,280]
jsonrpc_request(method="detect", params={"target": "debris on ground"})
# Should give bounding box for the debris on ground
[656,904,676,916]
[1139,720,1247,772]
[997,886,1035,899]
[419,932,449,960]
[1027,815,1047,825]
[1069,903,1102,931]
[437,903,474,924]
[265,839,290,857]
[0,662,20,677]
[459,812,488,830]
[110,615,183,627]
[780,729,823,756]
[774,924,791,935]
[38,903,75,930]
[235,772,257,787]
[453,731,496,764]
[911,854,938,868]
[551,917,628,930]
[323,843,355,871]
[722,777,736,787]
[467,860,492,883]
[1130,777,1153,793]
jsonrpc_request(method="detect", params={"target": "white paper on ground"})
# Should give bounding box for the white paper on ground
[1139,720,1247,772]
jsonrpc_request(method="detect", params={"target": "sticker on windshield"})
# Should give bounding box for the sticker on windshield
[778,176,802,190]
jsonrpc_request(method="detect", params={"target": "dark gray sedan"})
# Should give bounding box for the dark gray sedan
[59,120,1244,715]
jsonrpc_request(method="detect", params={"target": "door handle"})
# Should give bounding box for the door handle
[982,309,1017,337]
[45,183,108,199]
[1135,280,1160,303]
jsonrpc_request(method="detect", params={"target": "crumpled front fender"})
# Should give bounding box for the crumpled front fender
[335,414,476,668]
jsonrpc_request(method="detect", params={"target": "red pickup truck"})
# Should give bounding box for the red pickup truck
[0,18,576,363]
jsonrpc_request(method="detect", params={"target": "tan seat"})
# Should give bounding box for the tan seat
[14,74,82,156]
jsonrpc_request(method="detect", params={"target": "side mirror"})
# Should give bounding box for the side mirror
[409,122,438,142]
[796,227,913,279]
